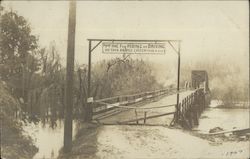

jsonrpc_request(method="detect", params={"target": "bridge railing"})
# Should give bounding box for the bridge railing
[176,88,206,129]
[91,87,185,119]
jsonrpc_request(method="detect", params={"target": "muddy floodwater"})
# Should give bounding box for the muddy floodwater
[197,107,249,133]
[23,100,249,159]
[23,120,78,159]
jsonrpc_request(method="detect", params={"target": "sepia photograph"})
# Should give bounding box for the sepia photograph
[0,0,249,159]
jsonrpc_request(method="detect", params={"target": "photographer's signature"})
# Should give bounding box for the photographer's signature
[223,149,244,156]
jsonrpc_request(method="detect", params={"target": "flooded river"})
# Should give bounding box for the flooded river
[196,100,249,133]
[23,120,78,159]
[23,100,249,159]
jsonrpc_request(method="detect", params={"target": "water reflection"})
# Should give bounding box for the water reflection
[23,119,80,159]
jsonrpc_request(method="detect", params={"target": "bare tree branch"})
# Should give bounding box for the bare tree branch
[106,54,131,72]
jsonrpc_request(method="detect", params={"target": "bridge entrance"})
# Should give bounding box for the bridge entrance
[84,39,210,129]
[85,39,181,120]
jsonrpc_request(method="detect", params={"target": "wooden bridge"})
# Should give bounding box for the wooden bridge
[86,70,211,129]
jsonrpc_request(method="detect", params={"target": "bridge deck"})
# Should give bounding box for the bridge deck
[96,90,195,125]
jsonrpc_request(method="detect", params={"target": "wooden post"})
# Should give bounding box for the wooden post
[187,110,193,129]
[193,108,199,126]
[176,42,181,121]
[86,40,92,121]
[171,41,181,126]
[135,109,139,124]
[63,0,76,153]
[144,112,147,124]
[87,40,92,98]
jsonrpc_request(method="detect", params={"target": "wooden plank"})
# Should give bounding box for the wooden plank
[205,128,250,135]
[92,121,168,127]
[118,112,175,124]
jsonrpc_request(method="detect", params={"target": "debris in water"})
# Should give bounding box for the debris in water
[209,127,224,133]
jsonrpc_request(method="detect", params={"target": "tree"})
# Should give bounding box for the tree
[36,42,65,119]
[0,7,39,103]
[89,57,162,99]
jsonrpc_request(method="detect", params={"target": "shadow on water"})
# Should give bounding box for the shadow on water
[58,123,100,159]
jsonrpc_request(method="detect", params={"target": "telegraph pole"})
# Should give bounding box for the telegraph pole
[64,0,76,152]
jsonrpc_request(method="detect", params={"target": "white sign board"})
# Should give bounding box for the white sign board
[87,97,94,103]
[102,42,166,54]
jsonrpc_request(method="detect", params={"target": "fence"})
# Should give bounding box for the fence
[175,88,206,129]
[89,87,185,120]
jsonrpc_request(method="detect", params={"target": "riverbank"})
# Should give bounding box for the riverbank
[0,81,38,159]
[216,105,249,109]
[210,100,249,109]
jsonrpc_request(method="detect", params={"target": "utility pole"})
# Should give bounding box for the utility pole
[63,0,76,152]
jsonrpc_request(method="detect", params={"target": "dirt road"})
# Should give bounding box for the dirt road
[59,124,249,159]
[96,125,249,159]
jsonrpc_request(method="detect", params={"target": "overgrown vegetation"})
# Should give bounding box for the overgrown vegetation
[0,81,38,159]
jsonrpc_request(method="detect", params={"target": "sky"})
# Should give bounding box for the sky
[2,0,249,80]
